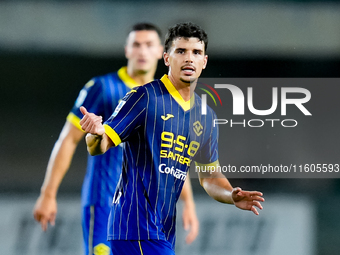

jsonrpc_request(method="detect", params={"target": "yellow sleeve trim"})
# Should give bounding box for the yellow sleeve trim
[66,113,85,132]
[195,160,220,170]
[104,124,122,146]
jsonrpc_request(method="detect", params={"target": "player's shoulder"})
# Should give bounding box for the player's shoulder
[82,71,118,88]
[140,79,167,97]
[89,72,119,86]
[97,71,119,79]
[79,72,121,98]
[120,83,148,101]
[120,79,164,104]
[142,79,163,89]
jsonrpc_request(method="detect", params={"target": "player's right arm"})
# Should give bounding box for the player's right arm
[195,109,264,215]
[33,121,85,231]
[80,86,147,155]
[80,106,114,155]
[197,160,264,215]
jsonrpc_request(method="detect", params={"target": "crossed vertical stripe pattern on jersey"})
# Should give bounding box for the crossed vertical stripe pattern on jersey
[104,75,219,247]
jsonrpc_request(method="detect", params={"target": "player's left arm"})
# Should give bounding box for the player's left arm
[179,173,199,244]
[196,160,264,215]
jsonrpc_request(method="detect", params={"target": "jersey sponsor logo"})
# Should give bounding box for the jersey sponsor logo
[193,121,203,136]
[158,164,187,181]
[160,150,192,166]
[161,114,174,121]
[112,100,126,117]
[94,243,110,255]
[160,131,200,166]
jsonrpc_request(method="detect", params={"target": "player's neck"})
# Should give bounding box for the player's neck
[133,75,153,86]
[127,66,155,86]
[168,75,196,102]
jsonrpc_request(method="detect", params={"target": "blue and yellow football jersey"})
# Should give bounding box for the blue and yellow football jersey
[67,67,141,207]
[103,75,218,248]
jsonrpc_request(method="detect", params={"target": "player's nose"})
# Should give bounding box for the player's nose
[138,44,148,56]
[185,52,194,63]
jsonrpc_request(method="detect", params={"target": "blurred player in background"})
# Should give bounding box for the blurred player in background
[80,22,264,255]
[33,23,199,255]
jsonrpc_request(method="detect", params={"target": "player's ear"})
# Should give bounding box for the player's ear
[163,52,170,67]
[203,55,208,69]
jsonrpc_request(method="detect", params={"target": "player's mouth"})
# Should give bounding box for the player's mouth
[181,65,195,75]
[138,59,147,64]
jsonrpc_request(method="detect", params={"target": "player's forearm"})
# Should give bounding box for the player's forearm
[180,175,195,209]
[41,134,79,198]
[196,161,234,204]
[199,171,234,204]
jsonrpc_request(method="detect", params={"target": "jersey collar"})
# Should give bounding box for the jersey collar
[118,67,140,89]
[160,75,195,111]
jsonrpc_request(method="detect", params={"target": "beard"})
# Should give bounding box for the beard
[135,69,149,75]
[180,77,197,84]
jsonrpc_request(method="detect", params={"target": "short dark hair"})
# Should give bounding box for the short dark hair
[130,22,162,39]
[164,22,208,53]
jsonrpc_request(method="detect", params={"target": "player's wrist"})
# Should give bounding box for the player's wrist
[40,187,57,199]
[223,189,234,205]
[183,199,196,210]
[86,133,102,144]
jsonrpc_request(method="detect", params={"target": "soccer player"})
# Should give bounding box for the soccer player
[80,22,264,255]
[33,23,199,255]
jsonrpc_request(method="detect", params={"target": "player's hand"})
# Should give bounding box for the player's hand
[33,194,57,231]
[80,106,105,135]
[231,187,264,215]
[182,204,199,244]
